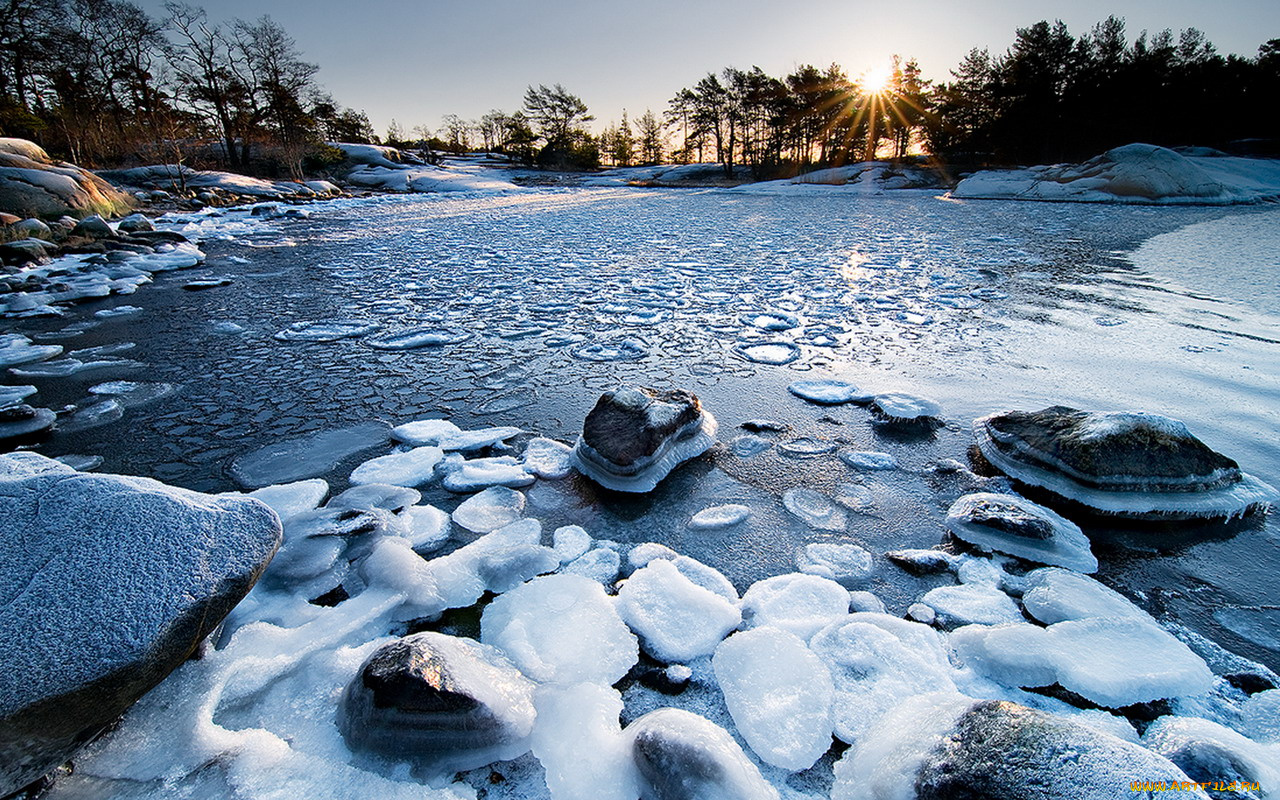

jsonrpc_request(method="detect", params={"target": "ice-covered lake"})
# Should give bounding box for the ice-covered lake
[10,188,1280,669]
[7,187,1280,799]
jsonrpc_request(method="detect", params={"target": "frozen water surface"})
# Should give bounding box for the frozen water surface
[5,190,1280,682]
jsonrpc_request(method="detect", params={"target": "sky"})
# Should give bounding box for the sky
[137,0,1280,136]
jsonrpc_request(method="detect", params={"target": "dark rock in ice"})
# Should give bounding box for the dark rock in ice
[0,452,281,796]
[182,277,232,290]
[627,708,778,800]
[908,700,1201,800]
[115,214,153,233]
[69,215,116,240]
[0,238,52,265]
[740,419,787,433]
[886,548,953,575]
[571,386,718,493]
[946,492,1098,573]
[126,230,187,245]
[974,406,1279,519]
[339,632,535,779]
[1224,672,1275,696]
[0,404,55,448]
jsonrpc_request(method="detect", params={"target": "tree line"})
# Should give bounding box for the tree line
[0,0,373,177]
[2,3,1277,178]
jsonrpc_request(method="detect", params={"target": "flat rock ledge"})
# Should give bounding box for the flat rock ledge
[0,452,281,795]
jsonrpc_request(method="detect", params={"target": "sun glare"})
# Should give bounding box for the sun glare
[859,64,893,95]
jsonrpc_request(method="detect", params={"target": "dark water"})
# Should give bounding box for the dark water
[5,189,1279,670]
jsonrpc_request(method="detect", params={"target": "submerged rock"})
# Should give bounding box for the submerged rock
[834,694,1203,800]
[946,492,1098,573]
[0,452,280,796]
[627,708,779,800]
[339,632,536,779]
[571,386,718,492]
[973,407,1278,519]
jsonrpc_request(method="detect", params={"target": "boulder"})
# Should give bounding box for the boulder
[0,452,281,795]
[115,213,153,233]
[338,632,536,779]
[10,218,51,239]
[974,407,1278,519]
[69,214,116,239]
[834,694,1204,800]
[0,237,53,265]
[0,138,132,219]
[571,386,718,492]
[627,708,779,800]
[946,492,1098,572]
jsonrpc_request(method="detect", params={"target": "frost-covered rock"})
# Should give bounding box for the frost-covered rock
[616,558,742,663]
[481,574,638,685]
[571,386,718,493]
[0,452,281,795]
[1143,715,1280,797]
[350,446,444,487]
[886,548,958,574]
[713,627,834,770]
[833,694,1205,800]
[0,138,132,218]
[811,613,957,743]
[451,486,525,533]
[1021,567,1148,624]
[953,143,1280,205]
[741,573,850,640]
[338,632,536,780]
[974,406,1278,519]
[946,492,1098,573]
[626,708,779,800]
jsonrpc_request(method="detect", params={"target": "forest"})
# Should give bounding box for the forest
[1,0,1277,178]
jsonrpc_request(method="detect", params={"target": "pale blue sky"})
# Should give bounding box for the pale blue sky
[139,0,1279,136]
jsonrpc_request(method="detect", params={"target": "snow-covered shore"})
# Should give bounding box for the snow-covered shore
[953,143,1280,205]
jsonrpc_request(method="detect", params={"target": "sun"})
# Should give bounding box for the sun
[859,64,893,95]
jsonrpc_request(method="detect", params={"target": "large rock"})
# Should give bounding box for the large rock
[571,386,718,492]
[0,138,132,219]
[834,694,1204,800]
[946,492,1098,573]
[626,708,779,800]
[974,407,1278,519]
[338,631,536,779]
[0,452,281,795]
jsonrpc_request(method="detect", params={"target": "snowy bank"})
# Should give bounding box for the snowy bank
[330,143,524,195]
[0,138,132,219]
[727,162,947,195]
[953,143,1280,205]
[98,164,339,203]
